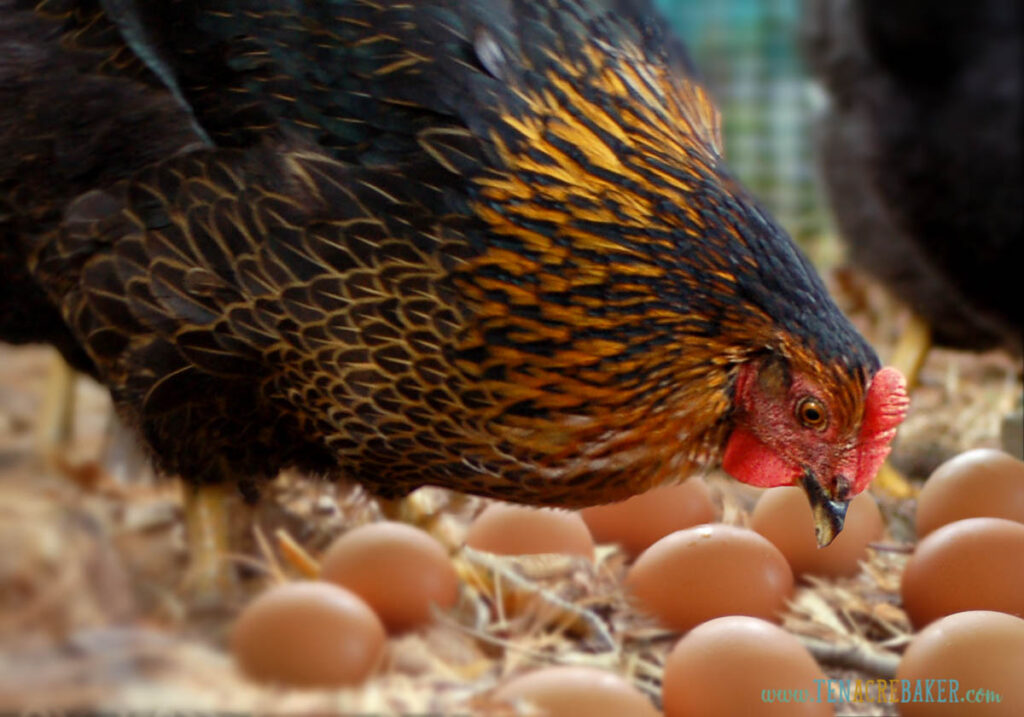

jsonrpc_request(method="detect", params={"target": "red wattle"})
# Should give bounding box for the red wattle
[722,426,800,488]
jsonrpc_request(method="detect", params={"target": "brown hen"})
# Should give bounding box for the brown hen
[7,0,907,594]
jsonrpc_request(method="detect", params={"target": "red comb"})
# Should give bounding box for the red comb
[853,366,910,493]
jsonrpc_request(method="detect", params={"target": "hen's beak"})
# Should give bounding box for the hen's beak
[799,471,848,548]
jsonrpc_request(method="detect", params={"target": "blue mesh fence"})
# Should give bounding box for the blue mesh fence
[656,0,829,247]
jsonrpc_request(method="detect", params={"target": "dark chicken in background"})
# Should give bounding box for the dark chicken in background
[804,0,1023,364]
[2,0,907,596]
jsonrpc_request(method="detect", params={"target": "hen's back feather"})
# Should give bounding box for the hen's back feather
[0,0,198,371]
[24,0,879,504]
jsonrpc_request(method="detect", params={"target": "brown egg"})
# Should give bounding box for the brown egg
[230,581,386,687]
[915,448,1024,537]
[464,503,594,559]
[493,666,660,717]
[662,616,830,717]
[580,478,717,559]
[625,524,793,632]
[897,611,1024,717]
[901,517,1024,628]
[751,487,884,578]
[320,521,459,633]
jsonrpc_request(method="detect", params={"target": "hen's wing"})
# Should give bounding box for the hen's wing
[33,144,478,498]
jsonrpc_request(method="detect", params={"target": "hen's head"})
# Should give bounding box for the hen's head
[723,355,908,546]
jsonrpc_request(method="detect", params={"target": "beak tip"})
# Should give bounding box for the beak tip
[814,520,840,548]
[800,472,849,548]
[813,499,848,548]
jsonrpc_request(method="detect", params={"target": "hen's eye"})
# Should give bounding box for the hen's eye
[797,397,828,430]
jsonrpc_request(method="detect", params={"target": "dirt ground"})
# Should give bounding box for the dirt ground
[0,269,1020,715]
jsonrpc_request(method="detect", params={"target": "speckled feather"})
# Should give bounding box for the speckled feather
[30,0,880,505]
[1,0,197,372]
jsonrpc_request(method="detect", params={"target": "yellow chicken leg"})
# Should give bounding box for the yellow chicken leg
[36,349,76,460]
[182,482,239,608]
[871,461,917,500]
[873,313,931,499]
[888,312,932,392]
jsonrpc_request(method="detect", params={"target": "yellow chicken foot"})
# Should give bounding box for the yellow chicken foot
[377,490,467,550]
[377,491,432,526]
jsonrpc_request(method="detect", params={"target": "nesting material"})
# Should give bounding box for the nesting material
[0,280,1019,717]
